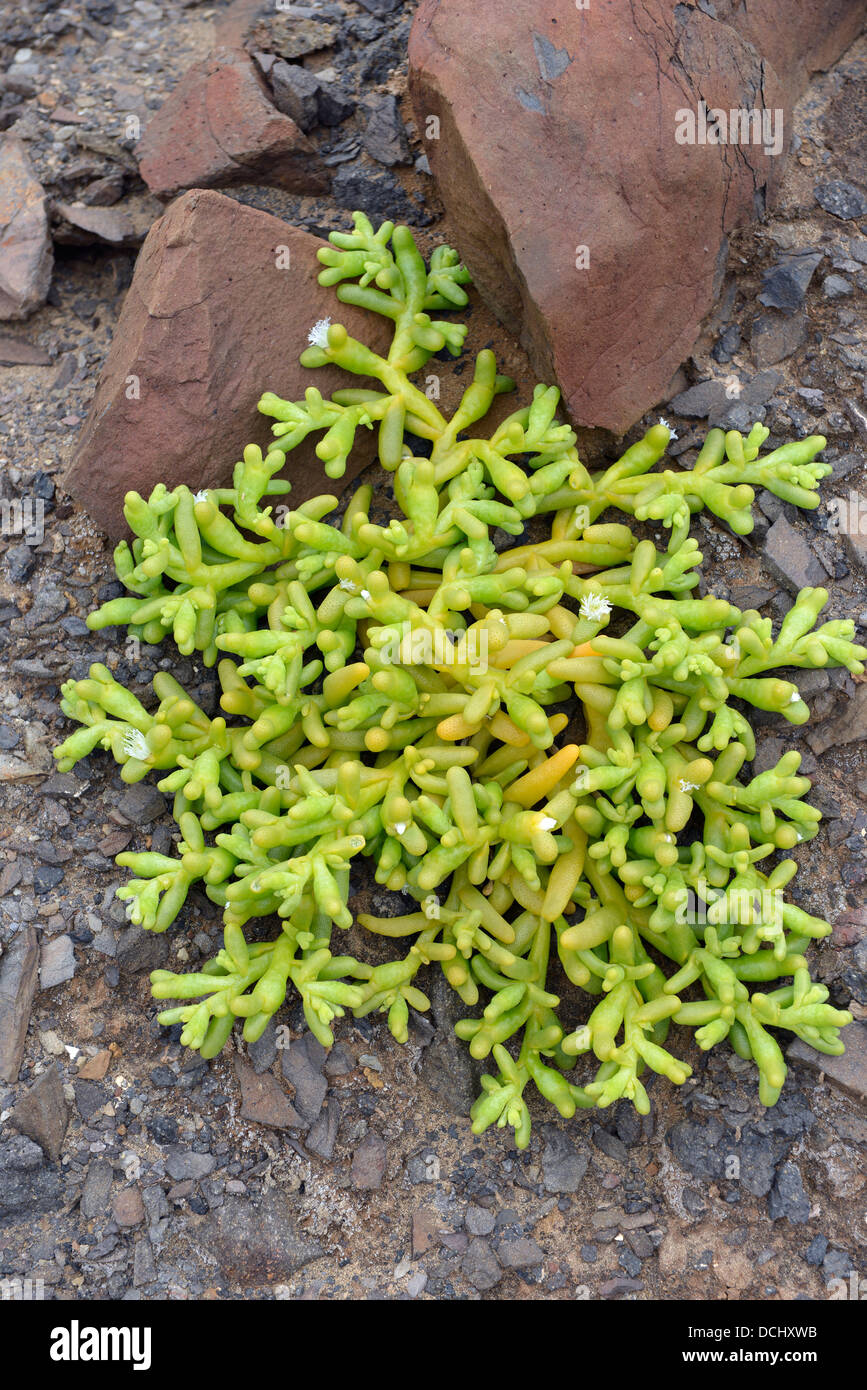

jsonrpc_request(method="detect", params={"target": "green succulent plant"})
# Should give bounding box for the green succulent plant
[55,213,864,1147]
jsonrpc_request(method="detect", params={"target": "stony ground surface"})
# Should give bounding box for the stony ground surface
[0,1,865,1302]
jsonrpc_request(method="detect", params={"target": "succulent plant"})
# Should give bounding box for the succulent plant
[55,214,864,1146]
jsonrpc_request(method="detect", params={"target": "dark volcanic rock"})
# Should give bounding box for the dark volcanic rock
[0,1134,63,1223]
[201,1188,324,1285]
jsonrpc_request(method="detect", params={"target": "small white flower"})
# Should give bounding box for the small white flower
[578,593,612,623]
[394,822,408,836]
[658,416,678,441]
[121,729,150,762]
[193,489,209,503]
[338,578,357,593]
[308,317,332,349]
[679,779,699,793]
[360,588,371,601]
[537,816,558,832]
[789,692,800,704]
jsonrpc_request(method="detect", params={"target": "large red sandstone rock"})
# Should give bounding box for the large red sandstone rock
[63,190,391,538]
[409,0,866,434]
[0,135,53,321]
[137,46,329,201]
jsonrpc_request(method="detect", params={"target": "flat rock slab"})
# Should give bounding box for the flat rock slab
[0,926,38,1083]
[234,1056,303,1130]
[0,1134,64,1222]
[63,189,392,539]
[789,1023,867,1105]
[409,0,865,434]
[807,682,867,757]
[200,1189,324,1286]
[0,135,53,321]
[137,46,328,201]
[9,1064,70,1162]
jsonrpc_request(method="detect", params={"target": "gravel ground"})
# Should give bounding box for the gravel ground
[0,1,865,1302]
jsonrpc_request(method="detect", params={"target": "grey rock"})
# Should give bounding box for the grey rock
[73,1079,108,1121]
[201,1189,324,1286]
[269,60,320,132]
[497,1235,545,1268]
[763,515,827,592]
[806,684,867,757]
[406,1270,427,1298]
[305,1096,341,1160]
[9,1064,69,1161]
[751,311,807,366]
[804,1234,828,1267]
[356,0,401,13]
[281,1032,327,1125]
[670,378,727,419]
[164,1147,216,1181]
[39,934,76,989]
[735,1130,777,1198]
[768,1161,810,1223]
[465,1204,496,1236]
[758,252,823,313]
[822,1248,854,1281]
[593,1128,629,1163]
[117,782,166,824]
[350,1133,387,1190]
[141,1185,169,1225]
[246,1019,278,1074]
[418,972,484,1115]
[316,80,356,127]
[814,180,867,221]
[752,737,786,776]
[363,94,412,166]
[6,545,36,582]
[619,1248,643,1277]
[461,1236,502,1291]
[80,1157,114,1220]
[0,925,38,1082]
[711,323,741,363]
[823,274,852,299]
[324,1042,355,1077]
[541,1125,588,1193]
[667,1116,727,1180]
[0,1134,63,1221]
[133,1237,156,1286]
[116,926,169,974]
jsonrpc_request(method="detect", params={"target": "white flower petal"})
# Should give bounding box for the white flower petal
[308,317,332,349]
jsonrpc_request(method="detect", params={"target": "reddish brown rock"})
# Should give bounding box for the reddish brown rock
[234,1056,303,1130]
[137,46,329,201]
[63,190,392,539]
[409,0,865,435]
[0,135,53,321]
[112,1185,146,1227]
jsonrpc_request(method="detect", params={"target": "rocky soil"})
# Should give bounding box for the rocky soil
[0,0,865,1302]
